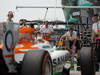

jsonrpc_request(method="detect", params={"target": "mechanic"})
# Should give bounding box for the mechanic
[2,11,17,73]
[19,19,27,27]
[60,28,80,56]
[19,19,24,26]
[39,21,54,42]
[92,14,100,40]
[29,23,37,41]
[60,28,81,69]
[92,14,100,71]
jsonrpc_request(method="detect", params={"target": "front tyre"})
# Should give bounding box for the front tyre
[21,50,53,75]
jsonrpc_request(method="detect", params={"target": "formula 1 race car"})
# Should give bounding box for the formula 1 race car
[4,28,96,75]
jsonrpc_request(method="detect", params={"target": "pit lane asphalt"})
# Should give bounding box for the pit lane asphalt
[3,71,100,75]
[70,71,100,75]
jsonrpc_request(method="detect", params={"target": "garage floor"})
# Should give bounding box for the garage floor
[70,71,100,75]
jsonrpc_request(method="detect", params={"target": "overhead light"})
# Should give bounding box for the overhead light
[77,0,93,6]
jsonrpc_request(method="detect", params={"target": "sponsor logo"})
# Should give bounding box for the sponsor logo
[53,54,69,66]
[52,54,70,72]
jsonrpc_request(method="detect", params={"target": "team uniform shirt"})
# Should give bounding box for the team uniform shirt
[92,21,100,33]
[63,31,77,41]
[39,24,45,29]
[39,26,54,34]
[39,26,54,41]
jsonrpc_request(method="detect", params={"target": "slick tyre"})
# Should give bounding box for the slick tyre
[80,47,95,75]
[21,50,53,75]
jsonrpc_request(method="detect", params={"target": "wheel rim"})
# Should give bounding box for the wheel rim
[45,60,52,75]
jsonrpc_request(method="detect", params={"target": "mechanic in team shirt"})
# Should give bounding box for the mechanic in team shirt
[92,14,100,71]
[3,11,17,73]
[60,28,81,56]
[92,14,100,40]
[39,21,54,41]
[60,28,81,69]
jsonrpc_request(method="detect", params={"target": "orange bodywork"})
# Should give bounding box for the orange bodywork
[0,26,38,54]
[18,26,36,42]
[19,26,36,33]
[0,26,51,54]
[15,42,39,54]
[15,26,38,54]
[0,44,3,50]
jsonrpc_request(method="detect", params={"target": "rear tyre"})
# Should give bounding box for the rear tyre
[80,47,95,75]
[21,50,53,75]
